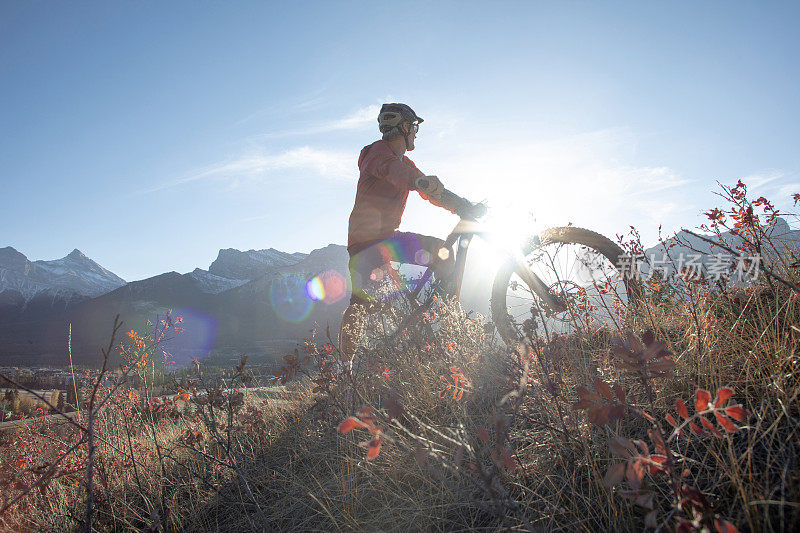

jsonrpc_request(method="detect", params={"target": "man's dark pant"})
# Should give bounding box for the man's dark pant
[339,232,455,362]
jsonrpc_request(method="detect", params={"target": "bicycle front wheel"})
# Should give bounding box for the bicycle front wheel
[490,226,640,345]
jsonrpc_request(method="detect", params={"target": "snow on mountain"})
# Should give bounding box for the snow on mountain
[0,247,126,300]
[188,268,248,294]
[208,248,308,280]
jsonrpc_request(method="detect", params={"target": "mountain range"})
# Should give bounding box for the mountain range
[2,219,796,368]
[0,245,349,367]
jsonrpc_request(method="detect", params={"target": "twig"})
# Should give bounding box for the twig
[84,314,123,533]
[0,438,86,516]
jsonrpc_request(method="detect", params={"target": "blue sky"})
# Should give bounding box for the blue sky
[2,1,798,281]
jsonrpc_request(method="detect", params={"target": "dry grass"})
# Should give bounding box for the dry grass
[1,185,799,532]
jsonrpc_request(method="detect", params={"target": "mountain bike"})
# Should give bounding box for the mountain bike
[381,178,642,347]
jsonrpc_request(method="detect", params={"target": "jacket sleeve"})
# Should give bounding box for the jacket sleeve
[417,190,459,214]
[361,143,424,190]
[403,155,459,214]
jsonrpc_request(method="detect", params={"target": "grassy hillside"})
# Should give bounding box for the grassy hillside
[1,182,798,532]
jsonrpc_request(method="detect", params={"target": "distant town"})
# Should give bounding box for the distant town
[0,361,287,424]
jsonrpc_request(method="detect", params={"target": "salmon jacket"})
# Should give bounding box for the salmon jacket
[347,140,453,253]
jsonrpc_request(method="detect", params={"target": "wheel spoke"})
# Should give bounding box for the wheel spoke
[491,228,635,344]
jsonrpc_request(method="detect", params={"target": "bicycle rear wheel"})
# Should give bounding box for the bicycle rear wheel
[490,226,640,345]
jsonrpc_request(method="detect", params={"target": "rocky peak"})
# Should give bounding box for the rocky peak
[0,246,30,270]
[209,247,308,280]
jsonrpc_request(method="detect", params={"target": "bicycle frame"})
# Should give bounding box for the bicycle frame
[406,216,563,313]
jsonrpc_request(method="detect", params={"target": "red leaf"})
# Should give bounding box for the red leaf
[648,455,668,475]
[594,379,614,401]
[499,446,516,473]
[626,460,646,490]
[383,397,404,421]
[576,386,602,402]
[700,415,722,437]
[613,383,626,403]
[689,422,703,435]
[665,414,678,427]
[645,510,658,528]
[454,445,465,467]
[714,387,734,407]
[609,437,635,458]
[588,406,610,426]
[573,399,594,409]
[695,389,712,412]
[714,518,739,533]
[337,417,367,434]
[609,404,626,421]
[725,405,748,422]
[476,427,490,444]
[714,411,738,433]
[634,440,649,455]
[362,436,382,460]
[676,399,689,419]
[604,463,626,487]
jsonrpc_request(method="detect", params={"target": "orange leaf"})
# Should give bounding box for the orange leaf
[337,417,367,434]
[700,415,722,437]
[362,436,382,460]
[689,422,703,435]
[625,460,646,490]
[648,455,668,475]
[695,389,712,412]
[714,387,734,407]
[725,405,748,422]
[714,411,738,433]
[676,399,689,419]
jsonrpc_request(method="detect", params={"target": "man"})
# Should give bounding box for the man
[338,103,478,372]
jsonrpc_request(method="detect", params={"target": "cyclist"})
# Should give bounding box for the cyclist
[338,103,479,372]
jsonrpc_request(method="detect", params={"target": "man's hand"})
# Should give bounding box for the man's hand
[415,175,444,200]
[465,201,488,219]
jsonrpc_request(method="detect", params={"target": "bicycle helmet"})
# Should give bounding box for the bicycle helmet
[378,103,423,150]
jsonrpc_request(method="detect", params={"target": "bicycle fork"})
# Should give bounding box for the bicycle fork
[509,249,568,314]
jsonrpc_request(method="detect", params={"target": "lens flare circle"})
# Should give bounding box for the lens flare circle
[270,274,314,323]
[163,307,218,366]
[305,270,347,304]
